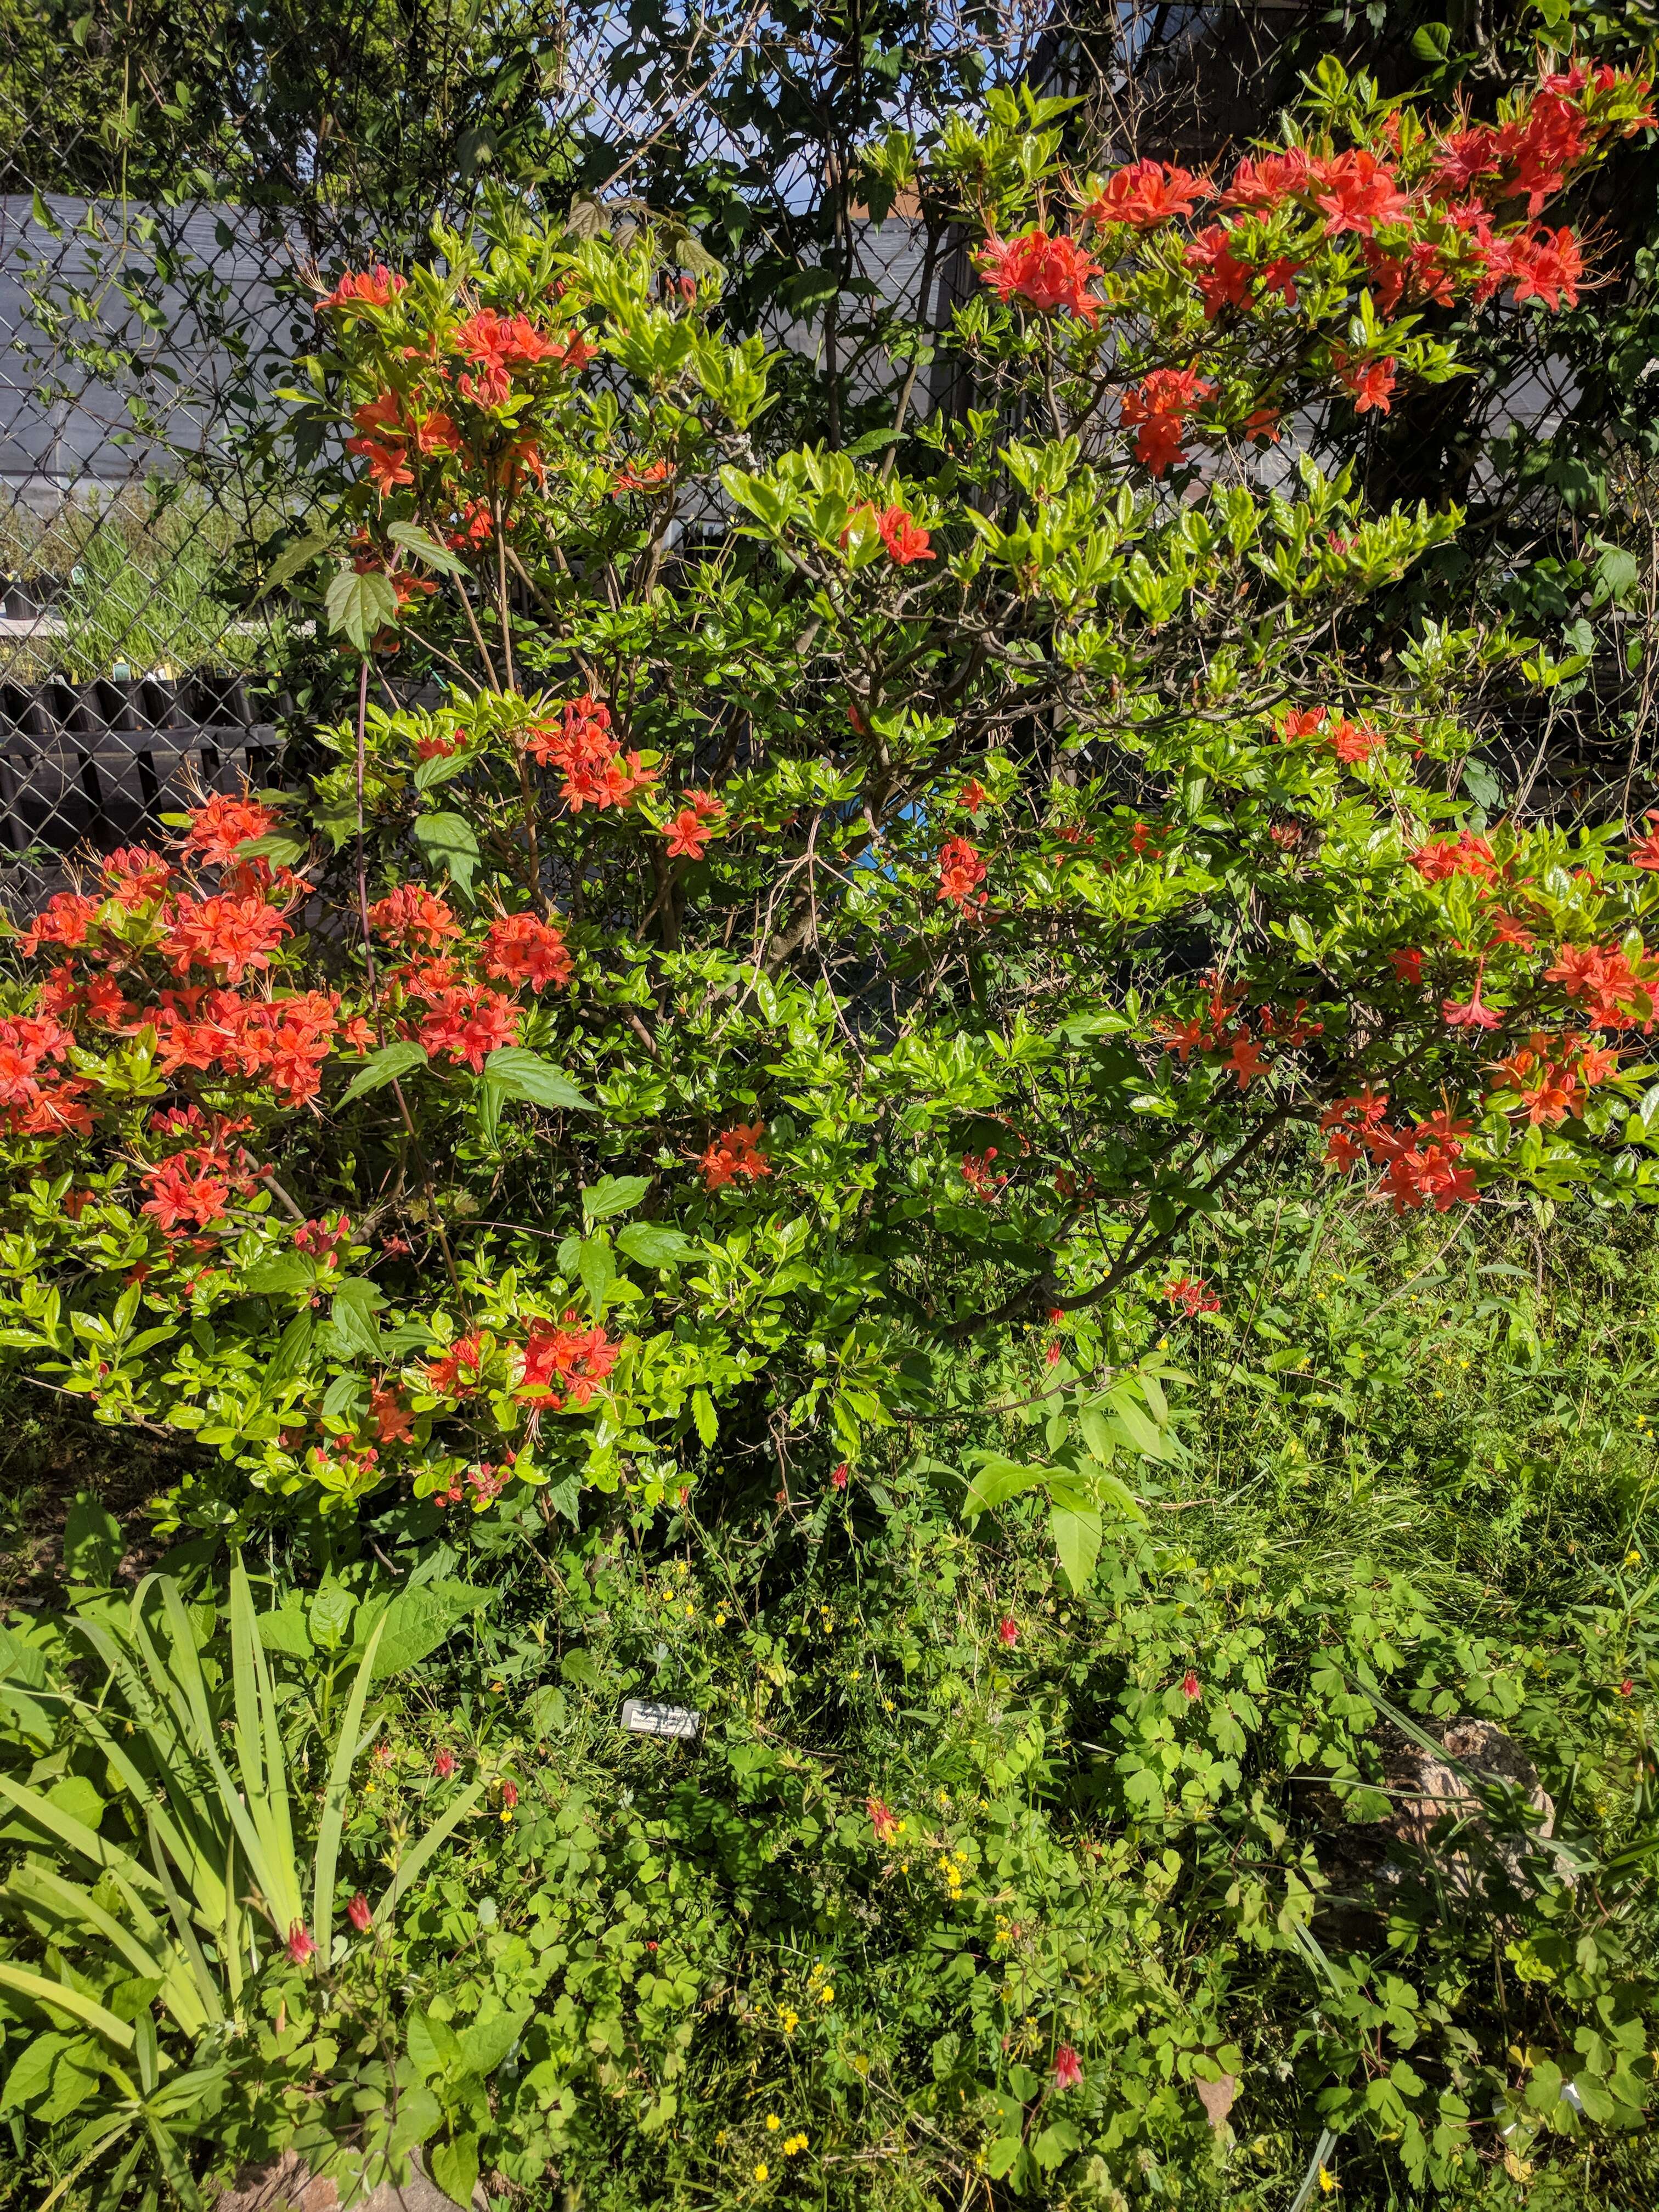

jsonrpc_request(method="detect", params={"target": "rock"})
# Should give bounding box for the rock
[1194,2074,1238,2135]
[1308,1714,1567,1928]
[216,2152,484,2212]
[1383,1717,1563,1894]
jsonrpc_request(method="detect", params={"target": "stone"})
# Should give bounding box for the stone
[216,2152,485,2212]
[1309,1713,1567,1917]
[1382,1716,1563,1894]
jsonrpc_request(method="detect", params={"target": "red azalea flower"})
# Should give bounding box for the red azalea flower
[936,835,988,911]
[1181,1669,1201,1700]
[877,505,935,565]
[997,1617,1019,1649]
[700,1123,771,1191]
[287,1921,315,1964]
[347,1893,373,1933]
[315,265,407,312]
[1119,368,1216,476]
[831,1462,850,1490]
[977,228,1103,321]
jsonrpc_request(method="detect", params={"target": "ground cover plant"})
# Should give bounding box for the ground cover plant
[1,48,1659,2212]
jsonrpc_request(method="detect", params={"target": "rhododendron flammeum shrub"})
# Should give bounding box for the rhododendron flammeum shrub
[1,60,1656,1544]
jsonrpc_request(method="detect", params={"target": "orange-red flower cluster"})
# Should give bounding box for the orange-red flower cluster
[1488,1031,1620,1125]
[1409,831,1498,884]
[516,1312,621,1406]
[453,309,593,410]
[1119,368,1216,476]
[183,794,280,867]
[156,988,359,1106]
[1165,1274,1221,1315]
[0,1012,91,1137]
[1321,1092,1479,1213]
[1544,940,1658,1030]
[664,789,725,861]
[876,505,934,565]
[389,957,522,1071]
[1088,159,1213,229]
[482,913,573,992]
[139,1108,263,1237]
[960,1148,1007,1199]
[700,1122,770,1190]
[368,884,464,947]
[977,229,1104,321]
[345,390,461,495]
[936,835,988,912]
[315,266,407,313]
[525,695,656,812]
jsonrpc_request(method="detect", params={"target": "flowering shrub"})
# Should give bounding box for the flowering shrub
[0,58,1654,1581]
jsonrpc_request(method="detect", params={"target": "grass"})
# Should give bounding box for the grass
[0,484,290,684]
[3,1189,1658,2208]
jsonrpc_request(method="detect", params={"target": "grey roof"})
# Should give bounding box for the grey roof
[1,193,310,497]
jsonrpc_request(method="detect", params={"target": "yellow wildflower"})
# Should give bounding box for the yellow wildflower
[753,2162,769,2183]
[765,2113,781,2131]
[1318,2168,1338,2196]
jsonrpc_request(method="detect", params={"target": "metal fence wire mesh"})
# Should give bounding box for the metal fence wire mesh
[0,182,307,903]
[0,0,479,901]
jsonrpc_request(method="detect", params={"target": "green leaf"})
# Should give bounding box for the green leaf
[307,1582,356,1654]
[356,1581,495,1679]
[330,1280,387,1363]
[324,567,398,652]
[582,1174,651,1220]
[244,1254,315,1295]
[961,1453,1049,1518]
[412,811,480,896]
[387,517,471,579]
[312,1612,386,1956]
[430,2131,481,2209]
[1077,1409,1116,1464]
[255,1605,312,1658]
[560,1647,601,1689]
[691,1387,718,1447]
[389,2084,444,2157]
[235,832,307,867]
[483,1048,594,1111]
[617,1222,692,1268]
[578,1234,615,1314]
[340,1040,428,1106]
[255,532,331,599]
[1107,1383,1172,1460]
[0,1962,135,2050]
[1032,2119,1080,2170]
[844,427,901,458]
[263,1310,314,1390]
[414,746,477,792]
[63,1493,121,1584]
[1051,1503,1102,1592]
[456,2008,528,2078]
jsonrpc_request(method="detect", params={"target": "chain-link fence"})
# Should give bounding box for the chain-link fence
[0,179,310,904]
